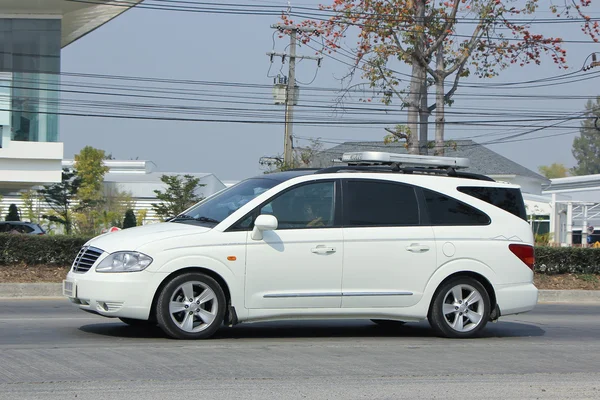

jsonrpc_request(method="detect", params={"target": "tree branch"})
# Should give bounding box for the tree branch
[385,127,408,140]
[391,31,408,61]
[376,64,405,103]
[424,0,461,59]
[427,62,464,113]
[445,63,463,101]
[442,6,493,78]
[422,59,437,80]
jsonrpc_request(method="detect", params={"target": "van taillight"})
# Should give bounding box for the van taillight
[509,244,535,271]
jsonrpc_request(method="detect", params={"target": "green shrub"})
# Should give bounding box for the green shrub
[0,234,93,266]
[5,204,20,222]
[123,209,137,229]
[535,246,600,275]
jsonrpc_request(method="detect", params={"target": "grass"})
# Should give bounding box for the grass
[577,274,599,284]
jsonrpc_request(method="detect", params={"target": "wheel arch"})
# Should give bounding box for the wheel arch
[422,259,498,319]
[427,271,497,318]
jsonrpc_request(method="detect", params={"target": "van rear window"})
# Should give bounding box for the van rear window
[458,187,527,221]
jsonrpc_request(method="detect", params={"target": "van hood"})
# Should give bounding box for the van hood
[86,222,211,254]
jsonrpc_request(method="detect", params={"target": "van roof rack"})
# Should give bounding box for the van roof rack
[313,151,493,182]
[339,151,470,169]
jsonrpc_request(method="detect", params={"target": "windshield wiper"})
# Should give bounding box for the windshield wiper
[170,214,220,224]
[194,216,221,224]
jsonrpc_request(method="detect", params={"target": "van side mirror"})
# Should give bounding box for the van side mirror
[251,215,278,240]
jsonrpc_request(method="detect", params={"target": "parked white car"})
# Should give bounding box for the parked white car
[64,152,538,339]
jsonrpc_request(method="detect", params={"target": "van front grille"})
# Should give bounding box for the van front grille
[72,246,103,273]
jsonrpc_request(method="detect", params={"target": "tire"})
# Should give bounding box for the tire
[428,277,491,339]
[156,272,226,339]
[118,317,156,327]
[371,319,406,328]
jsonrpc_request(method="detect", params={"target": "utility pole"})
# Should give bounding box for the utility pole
[285,28,297,168]
[267,24,322,168]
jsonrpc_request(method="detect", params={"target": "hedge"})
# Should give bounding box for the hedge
[0,234,92,266]
[535,246,600,275]
[1,234,599,275]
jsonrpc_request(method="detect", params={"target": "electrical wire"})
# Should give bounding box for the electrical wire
[67,0,600,25]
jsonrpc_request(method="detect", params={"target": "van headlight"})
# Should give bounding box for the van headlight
[96,252,153,273]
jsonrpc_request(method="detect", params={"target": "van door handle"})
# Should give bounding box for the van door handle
[311,245,336,255]
[406,243,430,253]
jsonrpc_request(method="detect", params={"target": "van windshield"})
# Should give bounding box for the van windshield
[170,178,279,226]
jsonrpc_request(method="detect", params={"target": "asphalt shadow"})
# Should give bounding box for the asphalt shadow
[78,319,545,340]
[79,323,169,339]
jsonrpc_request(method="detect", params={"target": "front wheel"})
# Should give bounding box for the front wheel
[428,277,491,338]
[156,273,226,339]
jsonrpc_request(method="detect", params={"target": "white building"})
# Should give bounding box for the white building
[0,0,141,192]
[63,160,226,223]
[0,159,226,226]
[542,175,600,246]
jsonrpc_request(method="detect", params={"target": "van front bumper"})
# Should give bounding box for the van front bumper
[64,269,167,320]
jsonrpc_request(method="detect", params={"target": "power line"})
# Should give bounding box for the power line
[7,64,599,99]
[67,0,600,25]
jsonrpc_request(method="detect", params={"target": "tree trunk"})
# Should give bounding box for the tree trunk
[407,60,422,155]
[64,211,71,235]
[419,66,429,155]
[434,49,445,156]
[407,0,426,155]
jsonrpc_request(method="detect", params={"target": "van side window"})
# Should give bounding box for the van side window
[344,180,419,227]
[458,186,527,221]
[423,189,490,226]
[260,181,336,229]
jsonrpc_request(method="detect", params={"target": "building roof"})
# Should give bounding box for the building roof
[2,0,142,47]
[310,140,549,183]
[543,174,600,193]
[63,159,156,174]
[104,172,215,184]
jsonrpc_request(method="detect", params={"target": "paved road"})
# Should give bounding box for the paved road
[0,300,598,399]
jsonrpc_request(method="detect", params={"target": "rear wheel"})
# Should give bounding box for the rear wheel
[156,272,226,339]
[428,277,490,338]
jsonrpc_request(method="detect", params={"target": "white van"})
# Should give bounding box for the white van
[64,152,538,339]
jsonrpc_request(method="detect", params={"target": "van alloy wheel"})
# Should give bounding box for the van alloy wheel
[156,273,226,339]
[429,277,491,338]
[442,284,484,333]
[168,281,218,333]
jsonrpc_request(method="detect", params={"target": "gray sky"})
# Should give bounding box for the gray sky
[60,1,600,181]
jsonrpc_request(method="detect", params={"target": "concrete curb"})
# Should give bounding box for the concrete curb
[0,283,599,303]
[0,283,63,298]
[537,290,600,303]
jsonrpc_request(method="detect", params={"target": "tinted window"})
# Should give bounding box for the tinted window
[344,180,419,226]
[260,181,335,229]
[423,189,490,226]
[458,186,527,221]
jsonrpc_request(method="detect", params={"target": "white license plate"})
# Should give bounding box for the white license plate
[63,280,76,297]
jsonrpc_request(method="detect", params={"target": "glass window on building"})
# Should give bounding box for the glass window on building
[0,18,61,143]
[0,76,10,148]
